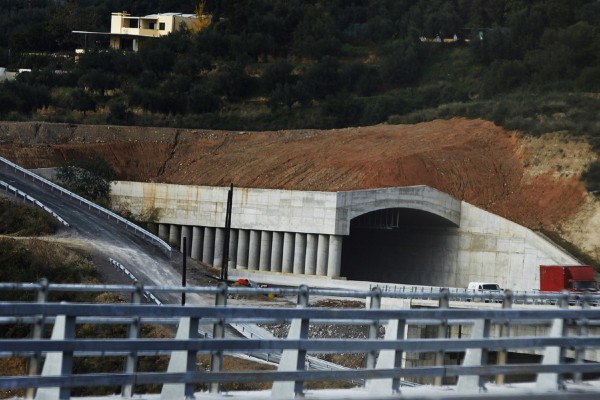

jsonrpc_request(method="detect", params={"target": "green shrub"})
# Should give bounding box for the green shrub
[577,67,600,92]
[56,155,116,203]
[0,198,58,236]
[0,238,100,302]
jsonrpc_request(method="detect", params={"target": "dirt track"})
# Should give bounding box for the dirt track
[0,118,598,262]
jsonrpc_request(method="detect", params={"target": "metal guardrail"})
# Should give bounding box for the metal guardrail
[0,155,171,255]
[0,179,70,226]
[108,258,365,384]
[372,283,600,306]
[1,282,600,399]
[108,258,162,305]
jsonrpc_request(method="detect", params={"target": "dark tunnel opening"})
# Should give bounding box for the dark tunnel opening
[340,208,459,285]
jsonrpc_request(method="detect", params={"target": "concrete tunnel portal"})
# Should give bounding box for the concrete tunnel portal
[341,207,459,284]
[111,182,580,291]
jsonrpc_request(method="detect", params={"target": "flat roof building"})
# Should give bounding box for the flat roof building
[74,11,210,52]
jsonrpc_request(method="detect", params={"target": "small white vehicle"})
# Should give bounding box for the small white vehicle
[467,282,503,303]
[467,282,502,291]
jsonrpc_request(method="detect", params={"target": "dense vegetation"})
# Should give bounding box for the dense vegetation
[1,0,599,187]
[0,197,58,236]
[0,0,598,129]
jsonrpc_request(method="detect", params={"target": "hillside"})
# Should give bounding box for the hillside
[0,119,598,264]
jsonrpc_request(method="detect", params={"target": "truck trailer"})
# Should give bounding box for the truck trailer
[539,265,598,293]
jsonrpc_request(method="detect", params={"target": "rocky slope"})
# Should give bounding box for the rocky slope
[0,118,598,263]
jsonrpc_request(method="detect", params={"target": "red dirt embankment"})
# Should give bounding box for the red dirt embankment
[0,118,593,232]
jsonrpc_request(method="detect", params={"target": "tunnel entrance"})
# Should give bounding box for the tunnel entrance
[340,208,459,286]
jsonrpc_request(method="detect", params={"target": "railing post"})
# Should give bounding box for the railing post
[457,316,490,393]
[434,288,449,386]
[496,289,513,385]
[365,286,382,372]
[574,293,591,384]
[271,285,309,398]
[209,282,228,394]
[25,278,48,400]
[121,282,143,398]
[160,316,200,400]
[35,312,76,400]
[367,311,406,395]
[536,290,569,391]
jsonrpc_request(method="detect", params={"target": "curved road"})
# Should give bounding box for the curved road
[0,163,212,305]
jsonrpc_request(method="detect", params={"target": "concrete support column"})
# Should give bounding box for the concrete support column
[213,228,225,268]
[228,229,238,269]
[202,227,215,265]
[282,232,295,273]
[248,230,261,271]
[236,229,249,270]
[271,232,284,273]
[181,226,192,255]
[293,233,307,275]
[259,231,272,272]
[316,234,329,276]
[305,234,318,275]
[36,314,76,400]
[158,223,170,242]
[191,227,203,260]
[169,225,181,248]
[327,235,343,278]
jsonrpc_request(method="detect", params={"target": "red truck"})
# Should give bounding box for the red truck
[539,265,598,293]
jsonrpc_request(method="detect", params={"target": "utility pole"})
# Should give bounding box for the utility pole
[220,184,233,281]
[181,237,187,305]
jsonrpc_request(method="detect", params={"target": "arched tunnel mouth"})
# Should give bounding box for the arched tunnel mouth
[340,207,459,285]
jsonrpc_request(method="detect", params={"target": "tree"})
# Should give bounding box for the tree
[268,83,299,111]
[292,5,341,60]
[482,60,529,97]
[2,80,50,114]
[577,67,600,92]
[188,85,221,113]
[56,156,116,202]
[78,69,117,97]
[193,1,212,32]
[300,56,340,100]
[261,59,294,93]
[70,89,96,116]
[207,60,255,100]
[339,62,382,96]
[106,98,133,125]
[380,39,425,86]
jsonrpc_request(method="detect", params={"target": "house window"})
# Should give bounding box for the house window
[129,19,138,28]
[149,22,155,29]
[159,22,165,30]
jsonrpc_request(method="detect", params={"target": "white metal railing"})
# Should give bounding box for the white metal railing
[0,179,69,226]
[108,257,357,381]
[1,282,600,399]
[0,155,171,255]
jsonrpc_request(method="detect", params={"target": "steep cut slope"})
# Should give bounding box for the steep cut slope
[0,118,597,261]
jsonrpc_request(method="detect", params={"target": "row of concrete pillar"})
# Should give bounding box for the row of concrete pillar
[158,224,343,278]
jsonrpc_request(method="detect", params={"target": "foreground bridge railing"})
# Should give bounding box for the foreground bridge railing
[1,282,600,399]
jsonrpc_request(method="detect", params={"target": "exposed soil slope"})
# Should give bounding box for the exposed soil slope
[0,118,597,260]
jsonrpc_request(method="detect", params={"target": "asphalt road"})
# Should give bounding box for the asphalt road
[0,163,218,306]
